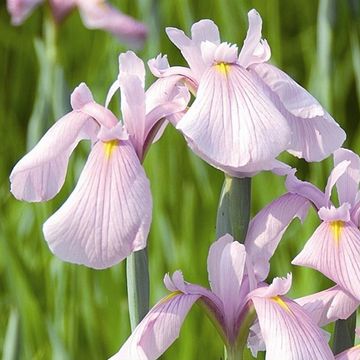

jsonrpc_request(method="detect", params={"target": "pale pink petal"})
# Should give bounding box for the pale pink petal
[176,64,291,174]
[245,193,310,281]
[119,73,146,158]
[109,292,200,360]
[334,148,360,206]
[119,51,146,87]
[251,293,334,359]
[238,9,271,68]
[292,214,360,300]
[335,345,360,360]
[207,234,233,296]
[285,169,326,209]
[249,274,292,299]
[166,20,220,81]
[251,63,324,118]
[7,0,43,25]
[77,0,147,46]
[49,0,75,22]
[324,160,351,205]
[43,140,152,269]
[10,111,97,202]
[295,286,359,327]
[250,63,346,161]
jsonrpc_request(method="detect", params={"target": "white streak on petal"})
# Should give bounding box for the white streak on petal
[43,140,151,269]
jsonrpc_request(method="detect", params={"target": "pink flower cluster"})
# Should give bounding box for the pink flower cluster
[10,8,360,360]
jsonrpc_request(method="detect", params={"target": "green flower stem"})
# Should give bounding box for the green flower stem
[126,248,150,330]
[216,175,252,360]
[216,175,251,243]
[333,311,357,355]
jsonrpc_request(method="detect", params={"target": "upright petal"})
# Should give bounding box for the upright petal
[119,51,146,87]
[250,63,346,161]
[166,20,220,80]
[176,64,291,174]
[333,149,360,206]
[109,292,200,360]
[245,193,310,281]
[77,0,147,46]
[10,110,97,202]
[296,286,359,327]
[250,276,334,360]
[238,9,271,68]
[43,140,152,269]
[7,0,42,25]
[292,209,360,300]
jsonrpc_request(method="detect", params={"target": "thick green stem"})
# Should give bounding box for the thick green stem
[126,248,150,330]
[333,311,357,355]
[226,345,244,360]
[216,175,251,243]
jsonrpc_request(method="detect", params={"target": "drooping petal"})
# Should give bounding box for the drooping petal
[109,292,200,360]
[295,286,359,327]
[176,63,291,174]
[238,9,271,68]
[77,0,147,46]
[7,0,43,25]
[245,193,310,281]
[48,0,75,22]
[10,110,97,202]
[250,63,346,161]
[335,344,360,360]
[165,20,220,81]
[285,169,326,210]
[250,276,334,360]
[43,140,152,269]
[292,210,360,300]
[333,148,360,207]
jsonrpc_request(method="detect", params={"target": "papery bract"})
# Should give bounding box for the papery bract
[110,235,333,359]
[149,9,345,176]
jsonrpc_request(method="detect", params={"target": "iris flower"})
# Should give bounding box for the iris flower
[7,0,147,45]
[9,51,188,268]
[110,235,333,359]
[245,148,360,301]
[149,9,345,176]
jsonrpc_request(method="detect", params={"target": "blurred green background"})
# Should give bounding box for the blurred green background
[1,0,360,359]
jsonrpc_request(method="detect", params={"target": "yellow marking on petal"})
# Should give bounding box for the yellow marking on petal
[159,290,182,304]
[271,296,291,313]
[215,62,231,75]
[330,220,345,245]
[103,140,119,159]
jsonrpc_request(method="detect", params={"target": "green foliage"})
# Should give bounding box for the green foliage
[0,0,359,359]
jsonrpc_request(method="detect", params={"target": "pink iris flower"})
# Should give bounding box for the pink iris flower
[7,0,147,45]
[149,9,345,176]
[109,234,333,359]
[9,51,188,269]
[245,147,360,302]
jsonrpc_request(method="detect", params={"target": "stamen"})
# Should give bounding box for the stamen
[159,290,182,304]
[330,220,344,245]
[103,140,119,158]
